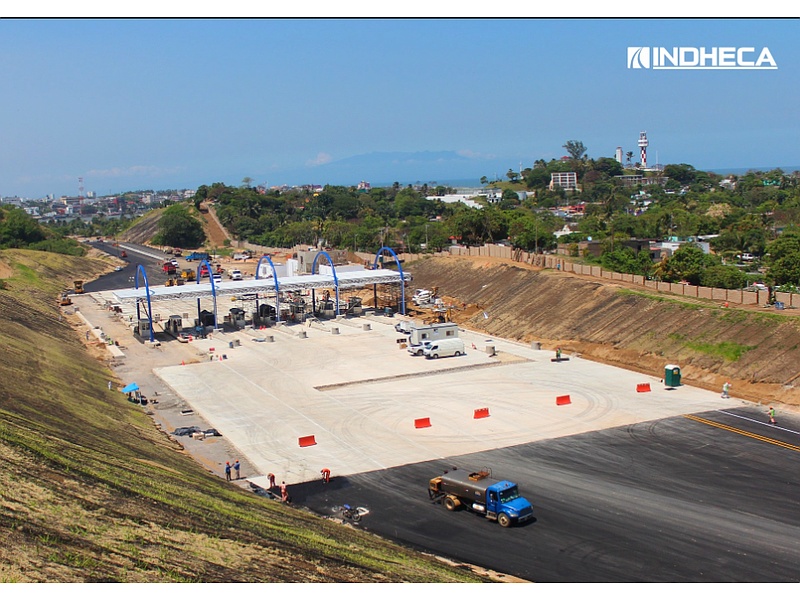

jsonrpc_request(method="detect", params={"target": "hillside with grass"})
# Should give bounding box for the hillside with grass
[0,248,487,583]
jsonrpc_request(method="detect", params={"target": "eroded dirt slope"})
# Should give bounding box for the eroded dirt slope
[407,255,800,408]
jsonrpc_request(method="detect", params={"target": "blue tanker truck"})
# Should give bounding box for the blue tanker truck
[428,468,534,527]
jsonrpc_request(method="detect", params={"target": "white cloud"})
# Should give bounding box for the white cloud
[456,149,496,160]
[306,152,333,167]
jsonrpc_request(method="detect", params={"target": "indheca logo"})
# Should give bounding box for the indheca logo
[627,47,777,70]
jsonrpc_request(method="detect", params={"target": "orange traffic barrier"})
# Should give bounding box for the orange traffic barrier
[636,383,651,392]
[556,395,571,406]
[474,407,490,419]
[298,435,317,447]
[414,417,432,429]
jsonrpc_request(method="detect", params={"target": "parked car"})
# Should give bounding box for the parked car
[408,341,432,356]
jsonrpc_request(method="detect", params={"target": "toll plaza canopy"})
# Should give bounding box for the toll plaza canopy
[111,269,410,305]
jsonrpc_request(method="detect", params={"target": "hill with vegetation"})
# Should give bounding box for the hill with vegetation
[0,248,487,583]
[407,255,800,408]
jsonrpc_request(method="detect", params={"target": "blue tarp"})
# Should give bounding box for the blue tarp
[121,382,139,393]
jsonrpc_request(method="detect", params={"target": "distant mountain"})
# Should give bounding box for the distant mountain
[266,152,800,189]
[271,151,501,187]
[704,165,800,176]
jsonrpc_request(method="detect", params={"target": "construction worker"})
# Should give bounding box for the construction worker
[268,473,276,488]
[722,382,731,398]
[280,481,289,503]
[321,468,331,484]
[225,462,232,481]
[556,347,562,361]
[769,407,777,425]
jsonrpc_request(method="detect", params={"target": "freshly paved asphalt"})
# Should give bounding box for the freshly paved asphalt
[78,244,800,583]
[293,407,800,582]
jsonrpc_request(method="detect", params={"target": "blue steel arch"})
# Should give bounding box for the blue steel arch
[373,246,406,316]
[195,259,218,330]
[255,254,281,323]
[133,264,155,342]
[312,250,340,316]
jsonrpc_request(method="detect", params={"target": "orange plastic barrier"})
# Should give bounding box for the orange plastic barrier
[414,417,432,429]
[556,395,572,406]
[474,407,490,419]
[298,435,317,447]
[636,383,651,392]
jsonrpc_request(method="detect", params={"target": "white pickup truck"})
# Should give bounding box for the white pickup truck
[229,269,243,280]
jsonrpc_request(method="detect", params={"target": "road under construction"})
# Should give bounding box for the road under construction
[75,243,800,583]
[86,272,744,490]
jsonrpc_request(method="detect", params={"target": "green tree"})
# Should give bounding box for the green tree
[153,204,206,248]
[765,229,800,285]
[700,265,747,289]
[563,140,587,160]
[662,244,719,285]
[0,207,46,247]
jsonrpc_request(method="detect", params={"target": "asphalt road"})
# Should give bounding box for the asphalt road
[292,406,800,582]
[83,240,174,292]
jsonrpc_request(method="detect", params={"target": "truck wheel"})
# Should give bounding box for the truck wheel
[454,351,461,356]
[498,513,511,527]
[444,497,458,511]
[432,354,439,359]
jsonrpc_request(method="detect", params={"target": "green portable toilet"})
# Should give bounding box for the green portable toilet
[665,364,681,387]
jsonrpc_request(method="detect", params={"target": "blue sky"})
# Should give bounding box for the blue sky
[0,18,797,198]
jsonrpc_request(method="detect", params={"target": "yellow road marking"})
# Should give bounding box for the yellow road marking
[684,414,800,452]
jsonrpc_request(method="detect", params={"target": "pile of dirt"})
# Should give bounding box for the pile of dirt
[406,255,800,408]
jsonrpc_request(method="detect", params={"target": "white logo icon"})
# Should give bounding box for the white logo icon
[627,47,650,69]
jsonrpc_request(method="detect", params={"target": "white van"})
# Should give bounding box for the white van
[423,338,466,359]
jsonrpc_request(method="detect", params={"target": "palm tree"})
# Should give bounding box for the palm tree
[625,151,634,167]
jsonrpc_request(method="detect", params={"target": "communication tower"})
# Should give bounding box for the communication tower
[78,177,85,199]
[638,131,649,169]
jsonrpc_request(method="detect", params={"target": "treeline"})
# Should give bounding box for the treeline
[0,206,85,256]
[191,181,559,254]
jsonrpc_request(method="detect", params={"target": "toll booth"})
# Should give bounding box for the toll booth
[228,308,246,328]
[135,319,152,338]
[166,315,183,333]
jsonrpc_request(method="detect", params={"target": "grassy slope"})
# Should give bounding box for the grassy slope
[0,249,485,583]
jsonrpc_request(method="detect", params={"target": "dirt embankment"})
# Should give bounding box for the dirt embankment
[118,208,164,245]
[406,255,800,408]
[119,202,228,251]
